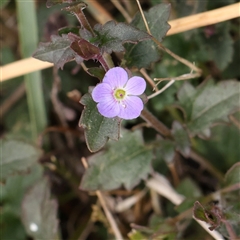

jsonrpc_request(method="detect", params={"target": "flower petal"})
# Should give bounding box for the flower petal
[118,96,143,120]
[103,67,128,89]
[125,76,146,95]
[92,83,113,103]
[97,98,120,118]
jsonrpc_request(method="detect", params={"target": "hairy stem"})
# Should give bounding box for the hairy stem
[65,3,95,36]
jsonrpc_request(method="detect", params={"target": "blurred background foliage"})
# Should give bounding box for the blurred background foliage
[1,0,239,239]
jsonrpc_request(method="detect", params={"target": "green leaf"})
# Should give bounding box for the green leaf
[33,34,76,69]
[21,178,59,240]
[194,124,240,174]
[79,93,121,152]
[193,201,222,230]
[87,67,105,80]
[171,121,191,157]
[0,0,11,9]
[177,80,240,135]
[175,178,202,213]
[80,129,153,190]
[155,139,175,164]
[224,162,240,187]
[92,20,150,53]
[1,165,43,240]
[193,201,209,222]
[194,22,233,70]
[1,139,42,180]
[58,26,80,36]
[128,230,146,240]
[124,3,171,69]
[124,40,161,69]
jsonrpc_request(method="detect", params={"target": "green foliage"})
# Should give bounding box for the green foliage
[224,162,240,187]
[193,124,240,172]
[194,22,233,70]
[33,34,76,69]
[193,201,221,230]
[177,80,240,135]
[93,21,151,53]
[0,0,11,9]
[79,93,121,152]
[1,139,42,180]
[1,165,43,240]
[154,139,175,164]
[80,129,153,190]
[124,3,171,68]
[21,178,59,240]
[171,121,191,157]
[3,0,240,239]
[87,67,105,80]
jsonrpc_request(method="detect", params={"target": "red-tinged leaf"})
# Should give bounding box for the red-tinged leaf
[70,39,100,60]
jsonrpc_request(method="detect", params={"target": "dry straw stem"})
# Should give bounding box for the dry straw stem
[1,2,240,82]
[81,157,123,240]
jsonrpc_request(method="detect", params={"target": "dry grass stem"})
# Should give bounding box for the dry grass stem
[168,2,240,35]
[148,79,175,99]
[110,0,132,23]
[135,0,151,34]
[81,157,123,240]
[115,189,147,213]
[146,173,185,205]
[189,150,224,181]
[193,218,225,240]
[229,114,240,129]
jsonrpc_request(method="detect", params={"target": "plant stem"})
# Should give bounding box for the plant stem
[65,3,95,36]
[16,0,47,139]
[98,53,114,72]
[140,108,172,138]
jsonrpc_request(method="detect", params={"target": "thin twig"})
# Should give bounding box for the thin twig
[229,114,240,129]
[140,108,172,138]
[135,0,202,100]
[154,72,201,83]
[153,39,202,73]
[140,68,158,91]
[189,150,224,181]
[81,157,123,240]
[77,219,94,240]
[148,79,175,99]
[0,83,25,118]
[110,0,132,23]
[135,0,151,34]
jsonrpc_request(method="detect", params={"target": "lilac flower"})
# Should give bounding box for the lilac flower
[92,67,146,120]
